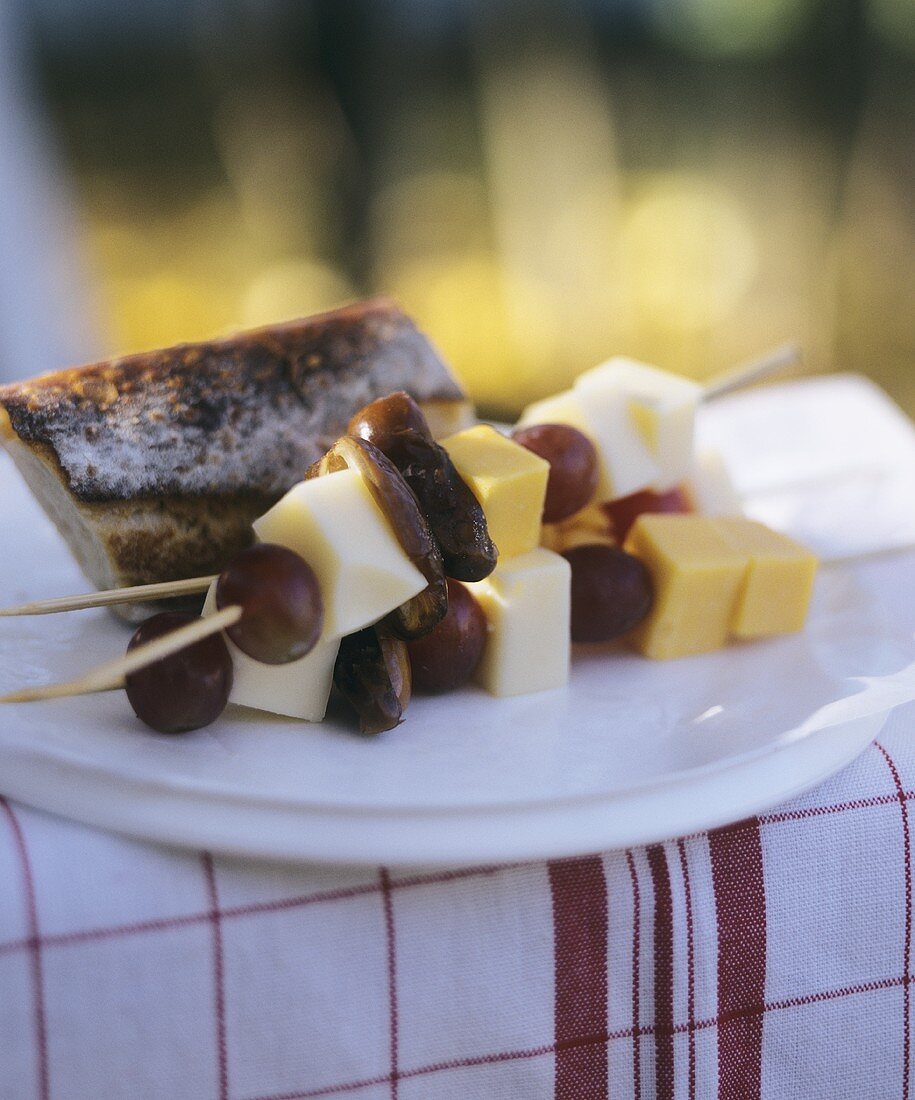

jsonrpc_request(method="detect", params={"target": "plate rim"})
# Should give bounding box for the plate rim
[0,710,886,865]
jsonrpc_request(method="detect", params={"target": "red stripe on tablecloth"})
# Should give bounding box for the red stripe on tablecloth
[548,856,609,1100]
[202,854,229,1100]
[877,741,913,1100]
[1,797,49,1100]
[379,869,399,1098]
[709,818,767,1100]
[2,775,913,963]
[677,839,697,1099]
[625,850,642,1098]
[647,846,675,1100]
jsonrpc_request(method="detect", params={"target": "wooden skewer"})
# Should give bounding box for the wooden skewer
[0,343,802,622]
[703,343,801,403]
[0,605,241,704]
[0,575,217,618]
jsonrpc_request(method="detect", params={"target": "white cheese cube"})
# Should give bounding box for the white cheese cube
[253,468,426,639]
[203,584,339,721]
[464,548,571,698]
[575,357,701,492]
[691,448,744,517]
[517,388,660,502]
[517,389,593,439]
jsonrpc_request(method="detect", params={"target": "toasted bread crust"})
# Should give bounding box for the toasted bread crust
[0,298,464,503]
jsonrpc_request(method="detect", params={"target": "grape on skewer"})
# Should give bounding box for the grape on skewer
[125,612,234,733]
[0,546,327,734]
[510,424,599,523]
[407,580,487,695]
[215,544,323,664]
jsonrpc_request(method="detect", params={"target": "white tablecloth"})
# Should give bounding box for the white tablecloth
[1,548,913,1100]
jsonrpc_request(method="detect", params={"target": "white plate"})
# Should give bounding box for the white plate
[0,444,913,866]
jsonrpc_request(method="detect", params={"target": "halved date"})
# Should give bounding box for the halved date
[334,627,412,735]
[349,393,497,582]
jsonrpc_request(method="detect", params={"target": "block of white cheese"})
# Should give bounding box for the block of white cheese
[517,389,593,440]
[517,388,660,502]
[690,448,743,517]
[253,468,426,639]
[203,584,339,721]
[464,548,571,698]
[575,358,701,493]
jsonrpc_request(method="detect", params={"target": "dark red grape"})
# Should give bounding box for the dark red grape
[407,579,487,693]
[216,543,323,664]
[562,544,654,643]
[603,487,691,544]
[511,423,598,522]
[125,612,233,733]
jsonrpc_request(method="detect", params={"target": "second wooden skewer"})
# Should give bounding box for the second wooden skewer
[703,343,800,403]
[0,604,241,704]
[0,575,217,618]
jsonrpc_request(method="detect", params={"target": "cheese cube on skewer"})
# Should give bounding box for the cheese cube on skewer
[623,515,749,660]
[712,518,818,639]
[690,449,743,517]
[518,358,701,504]
[253,468,426,639]
[442,425,549,559]
[464,548,571,697]
[516,390,593,440]
[623,514,818,659]
[203,584,339,721]
[517,389,659,503]
[574,358,701,493]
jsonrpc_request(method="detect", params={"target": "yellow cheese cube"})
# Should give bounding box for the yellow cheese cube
[203,584,339,721]
[253,469,426,639]
[464,548,571,697]
[624,515,748,660]
[442,425,549,559]
[712,518,818,638]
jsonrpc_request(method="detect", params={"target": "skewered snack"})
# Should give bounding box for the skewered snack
[0,299,470,620]
[0,343,818,737]
[516,358,698,500]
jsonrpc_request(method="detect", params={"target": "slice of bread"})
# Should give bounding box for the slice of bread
[0,299,472,619]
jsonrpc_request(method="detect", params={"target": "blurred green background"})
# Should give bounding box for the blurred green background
[10,0,915,416]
